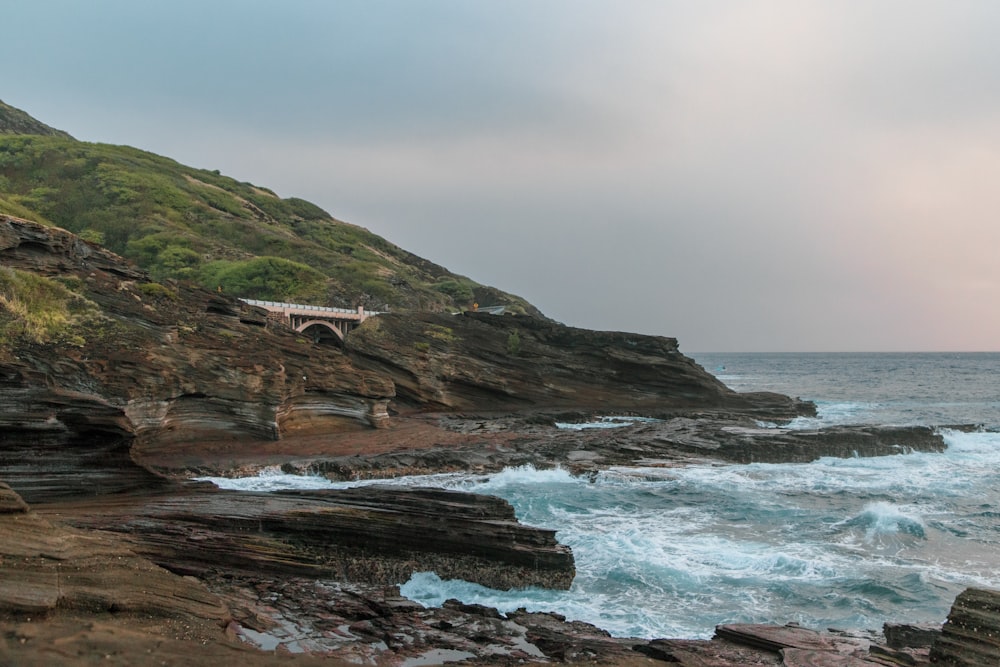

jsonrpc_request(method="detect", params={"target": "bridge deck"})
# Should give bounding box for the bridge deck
[240,298,382,320]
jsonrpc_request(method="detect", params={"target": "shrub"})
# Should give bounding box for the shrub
[424,324,456,343]
[197,256,327,301]
[0,267,104,345]
[433,278,475,303]
[507,330,521,356]
[79,228,105,245]
[138,282,178,301]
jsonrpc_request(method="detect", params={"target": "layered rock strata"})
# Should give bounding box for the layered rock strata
[61,484,575,591]
[0,482,227,621]
[1,215,393,502]
[345,310,814,419]
[930,587,1000,665]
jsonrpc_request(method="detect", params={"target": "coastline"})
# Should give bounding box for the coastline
[4,411,981,666]
[2,214,997,664]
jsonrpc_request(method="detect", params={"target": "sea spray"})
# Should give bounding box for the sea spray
[199,430,1000,638]
[200,348,1000,640]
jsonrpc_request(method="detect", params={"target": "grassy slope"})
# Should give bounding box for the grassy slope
[0,103,538,314]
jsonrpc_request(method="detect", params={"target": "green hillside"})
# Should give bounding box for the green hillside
[0,100,538,314]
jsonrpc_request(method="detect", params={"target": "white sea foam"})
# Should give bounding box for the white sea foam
[195,422,1000,640]
[196,467,340,492]
[555,416,661,430]
[839,501,927,541]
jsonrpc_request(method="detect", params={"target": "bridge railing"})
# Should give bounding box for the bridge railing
[240,298,383,317]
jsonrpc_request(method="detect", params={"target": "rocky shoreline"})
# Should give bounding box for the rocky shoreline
[2,214,999,665]
[4,459,998,666]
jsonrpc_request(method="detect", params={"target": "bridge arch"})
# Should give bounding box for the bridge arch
[296,319,345,345]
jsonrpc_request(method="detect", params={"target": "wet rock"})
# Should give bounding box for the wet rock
[66,484,575,592]
[636,638,782,665]
[715,623,839,652]
[929,587,1000,666]
[883,622,941,649]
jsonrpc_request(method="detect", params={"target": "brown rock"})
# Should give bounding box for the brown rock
[0,485,228,623]
[883,622,941,649]
[780,648,883,666]
[0,215,394,503]
[929,587,1000,666]
[0,481,29,513]
[345,311,814,419]
[715,624,837,652]
[65,484,576,591]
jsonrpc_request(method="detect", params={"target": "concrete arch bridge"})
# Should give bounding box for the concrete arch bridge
[240,298,382,344]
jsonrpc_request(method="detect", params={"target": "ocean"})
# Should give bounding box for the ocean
[201,352,1000,639]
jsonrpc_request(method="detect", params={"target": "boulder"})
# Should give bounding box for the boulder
[930,587,1000,666]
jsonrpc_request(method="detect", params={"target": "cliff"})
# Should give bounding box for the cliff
[346,310,811,418]
[0,214,818,499]
[0,214,394,502]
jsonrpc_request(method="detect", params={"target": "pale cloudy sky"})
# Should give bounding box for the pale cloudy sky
[4,1,999,352]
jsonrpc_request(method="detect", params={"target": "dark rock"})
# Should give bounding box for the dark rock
[345,310,815,419]
[1,215,394,501]
[883,622,941,649]
[929,587,1000,666]
[636,638,782,665]
[780,648,884,666]
[66,484,575,591]
[650,421,947,464]
[715,623,838,652]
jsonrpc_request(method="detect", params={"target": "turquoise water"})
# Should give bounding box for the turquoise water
[202,353,1000,638]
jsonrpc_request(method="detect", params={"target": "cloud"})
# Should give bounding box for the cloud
[4,1,1000,350]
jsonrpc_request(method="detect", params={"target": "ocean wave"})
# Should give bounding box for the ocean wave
[838,501,927,541]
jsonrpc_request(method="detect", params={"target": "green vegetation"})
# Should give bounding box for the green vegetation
[198,256,327,301]
[0,267,104,346]
[423,324,456,343]
[433,277,476,303]
[0,112,540,315]
[0,99,73,138]
[138,282,179,301]
[506,330,522,356]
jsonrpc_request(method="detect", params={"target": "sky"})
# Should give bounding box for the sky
[3,1,1000,352]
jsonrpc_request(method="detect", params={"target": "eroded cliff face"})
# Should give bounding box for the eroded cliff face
[1,214,813,503]
[0,215,394,502]
[345,310,813,419]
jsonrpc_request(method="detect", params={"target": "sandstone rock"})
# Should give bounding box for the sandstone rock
[929,587,1000,666]
[0,484,228,623]
[345,311,814,419]
[0,481,29,513]
[883,622,941,649]
[66,484,576,591]
[780,648,884,666]
[715,623,838,652]
[1,215,394,502]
